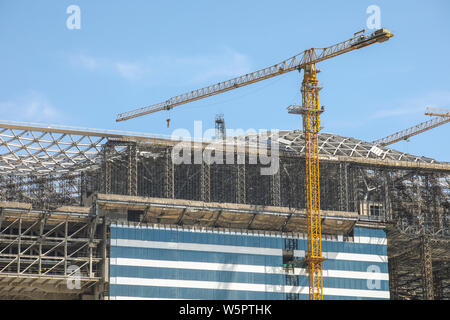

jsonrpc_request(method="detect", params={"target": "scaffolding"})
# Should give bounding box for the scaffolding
[0,123,449,299]
[0,203,107,299]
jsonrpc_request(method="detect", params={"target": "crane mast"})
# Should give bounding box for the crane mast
[116,28,394,300]
[301,61,324,300]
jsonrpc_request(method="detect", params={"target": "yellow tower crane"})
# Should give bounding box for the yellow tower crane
[116,28,394,300]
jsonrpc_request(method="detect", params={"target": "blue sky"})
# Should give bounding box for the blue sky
[1,0,449,161]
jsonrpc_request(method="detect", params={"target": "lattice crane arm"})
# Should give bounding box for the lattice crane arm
[372,115,450,147]
[425,106,450,118]
[116,28,393,122]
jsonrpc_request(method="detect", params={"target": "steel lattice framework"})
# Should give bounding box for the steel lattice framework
[116,29,393,122]
[0,123,107,176]
[246,131,440,163]
[301,62,324,300]
[371,116,450,147]
[0,122,449,299]
[0,122,444,178]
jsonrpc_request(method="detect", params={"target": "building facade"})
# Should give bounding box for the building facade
[0,123,448,300]
[109,224,389,300]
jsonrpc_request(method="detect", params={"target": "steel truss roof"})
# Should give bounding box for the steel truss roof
[0,123,107,175]
[0,122,441,176]
[264,130,439,163]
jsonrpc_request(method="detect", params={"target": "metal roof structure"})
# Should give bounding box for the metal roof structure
[0,121,175,176]
[268,130,439,163]
[0,121,445,176]
[0,123,107,175]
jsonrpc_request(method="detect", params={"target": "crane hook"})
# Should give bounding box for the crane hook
[166,118,171,128]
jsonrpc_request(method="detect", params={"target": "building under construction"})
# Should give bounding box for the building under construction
[0,121,449,300]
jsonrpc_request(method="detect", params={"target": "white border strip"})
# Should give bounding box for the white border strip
[110,277,390,299]
[111,224,387,244]
[112,239,388,263]
[354,236,387,245]
[112,239,282,256]
[111,258,389,280]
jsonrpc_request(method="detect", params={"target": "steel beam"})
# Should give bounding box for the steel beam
[165,149,174,199]
[421,236,434,300]
[236,164,246,204]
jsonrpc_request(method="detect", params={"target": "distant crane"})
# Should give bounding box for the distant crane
[116,28,394,300]
[215,114,226,140]
[372,108,450,147]
[425,107,450,118]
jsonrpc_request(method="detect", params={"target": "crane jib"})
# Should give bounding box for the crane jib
[116,29,393,122]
